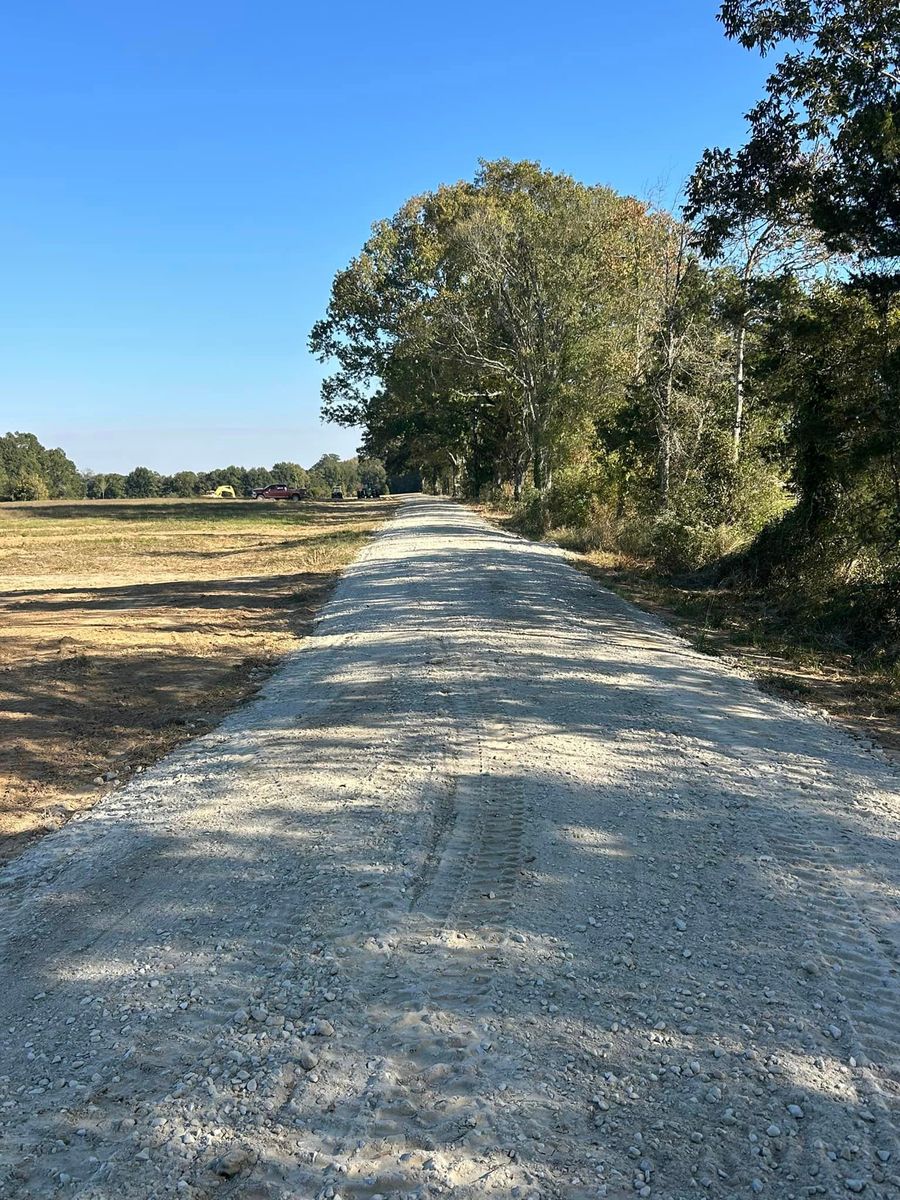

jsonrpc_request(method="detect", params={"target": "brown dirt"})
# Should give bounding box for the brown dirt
[0,496,396,863]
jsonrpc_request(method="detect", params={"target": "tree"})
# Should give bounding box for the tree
[44,447,83,498]
[0,432,81,500]
[271,462,307,488]
[171,471,199,497]
[124,466,161,498]
[311,160,659,507]
[358,457,387,492]
[715,0,900,278]
[84,473,107,498]
[10,469,49,501]
[686,150,827,461]
[310,454,342,488]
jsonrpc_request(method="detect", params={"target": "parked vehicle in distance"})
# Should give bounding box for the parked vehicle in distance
[331,488,344,500]
[250,483,309,501]
[203,485,237,498]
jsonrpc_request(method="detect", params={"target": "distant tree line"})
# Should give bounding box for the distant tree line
[310,0,900,658]
[0,439,390,501]
[0,433,84,501]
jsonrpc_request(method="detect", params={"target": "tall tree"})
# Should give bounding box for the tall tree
[124,466,161,498]
[311,160,658,504]
[715,0,900,278]
[686,150,826,461]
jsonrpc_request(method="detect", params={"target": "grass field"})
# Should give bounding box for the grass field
[0,496,396,862]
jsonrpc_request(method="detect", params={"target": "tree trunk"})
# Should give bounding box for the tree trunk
[657,335,675,507]
[732,318,747,465]
[531,407,552,494]
[513,461,525,502]
[533,445,548,492]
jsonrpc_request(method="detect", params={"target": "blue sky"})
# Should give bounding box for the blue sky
[1,1,769,474]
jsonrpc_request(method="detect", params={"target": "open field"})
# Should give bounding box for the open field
[0,496,395,863]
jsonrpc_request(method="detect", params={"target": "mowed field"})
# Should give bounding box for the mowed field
[0,496,396,863]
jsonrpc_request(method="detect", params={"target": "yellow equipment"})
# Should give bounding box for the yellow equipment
[204,485,237,498]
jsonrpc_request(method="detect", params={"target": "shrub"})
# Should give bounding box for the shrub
[11,470,49,501]
[649,513,747,574]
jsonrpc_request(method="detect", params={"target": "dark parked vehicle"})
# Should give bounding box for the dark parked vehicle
[250,483,309,501]
[331,488,344,500]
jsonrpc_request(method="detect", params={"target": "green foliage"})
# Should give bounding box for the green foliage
[311,159,657,498]
[10,469,50,502]
[270,462,307,487]
[715,0,900,277]
[125,466,162,498]
[0,433,82,501]
[171,471,199,497]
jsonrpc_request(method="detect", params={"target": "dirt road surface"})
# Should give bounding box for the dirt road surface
[2,497,900,1200]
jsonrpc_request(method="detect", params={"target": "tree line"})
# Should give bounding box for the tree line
[0,439,390,501]
[311,0,900,657]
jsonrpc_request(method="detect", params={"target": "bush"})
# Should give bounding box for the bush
[11,470,49,501]
[546,471,594,528]
[648,513,747,574]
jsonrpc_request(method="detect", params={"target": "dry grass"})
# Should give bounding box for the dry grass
[0,496,397,862]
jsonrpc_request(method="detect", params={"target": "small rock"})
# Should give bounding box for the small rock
[212,1146,248,1179]
[787,1104,804,1119]
[299,1047,319,1071]
[766,1124,781,1138]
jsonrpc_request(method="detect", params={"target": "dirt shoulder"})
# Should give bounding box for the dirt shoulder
[0,496,396,864]
[479,504,900,764]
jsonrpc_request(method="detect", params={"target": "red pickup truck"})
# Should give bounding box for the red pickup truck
[250,483,309,501]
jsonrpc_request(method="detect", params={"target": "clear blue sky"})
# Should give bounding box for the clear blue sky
[1,1,768,475]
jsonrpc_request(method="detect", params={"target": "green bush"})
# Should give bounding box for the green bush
[11,470,49,501]
[648,513,747,574]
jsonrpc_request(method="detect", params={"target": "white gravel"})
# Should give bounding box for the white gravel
[1,495,900,1200]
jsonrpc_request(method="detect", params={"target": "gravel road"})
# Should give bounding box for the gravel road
[2,496,900,1200]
